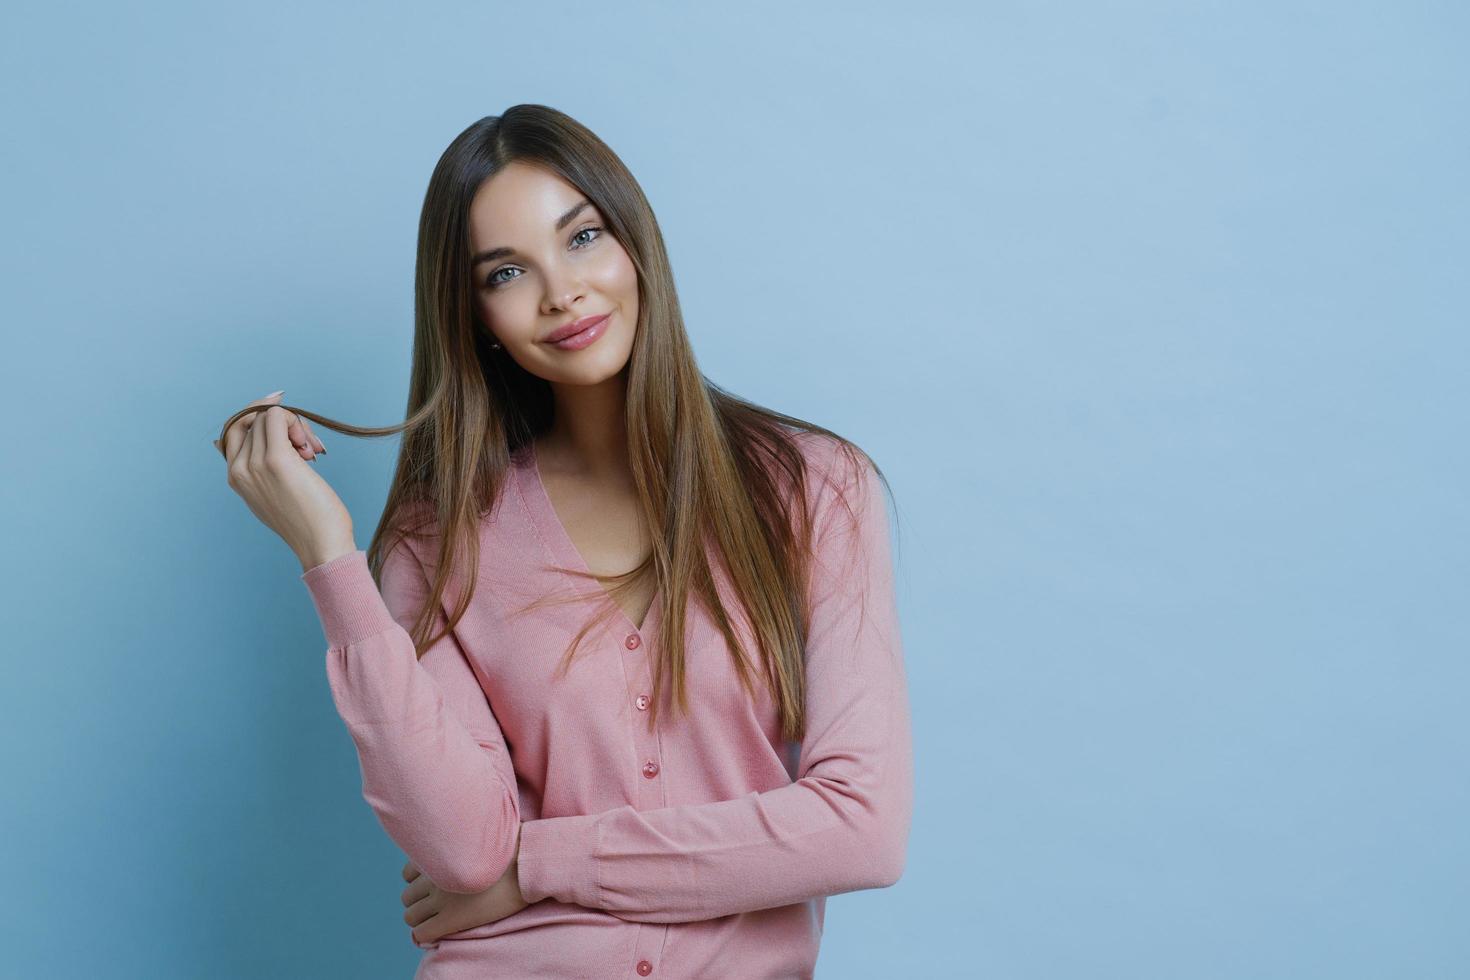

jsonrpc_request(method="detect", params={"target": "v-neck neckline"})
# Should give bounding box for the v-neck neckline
[514,439,662,637]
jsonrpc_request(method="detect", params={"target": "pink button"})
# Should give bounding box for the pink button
[636,960,653,976]
[642,760,659,778]
[625,633,641,650]
[635,694,650,711]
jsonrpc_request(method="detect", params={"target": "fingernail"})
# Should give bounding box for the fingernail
[266,389,285,398]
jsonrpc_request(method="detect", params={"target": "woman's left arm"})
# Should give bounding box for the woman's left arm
[515,448,914,924]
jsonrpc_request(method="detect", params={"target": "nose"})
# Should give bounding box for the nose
[541,269,587,315]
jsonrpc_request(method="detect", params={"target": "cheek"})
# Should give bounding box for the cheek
[479,292,535,343]
[476,294,501,332]
[602,248,640,304]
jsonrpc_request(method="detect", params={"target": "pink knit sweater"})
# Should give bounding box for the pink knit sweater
[300,432,913,979]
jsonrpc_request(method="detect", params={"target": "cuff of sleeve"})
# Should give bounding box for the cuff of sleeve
[517,813,602,908]
[300,550,399,648]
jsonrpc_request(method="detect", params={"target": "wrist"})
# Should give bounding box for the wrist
[298,540,357,574]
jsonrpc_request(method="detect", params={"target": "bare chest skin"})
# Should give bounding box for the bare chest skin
[538,464,658,630]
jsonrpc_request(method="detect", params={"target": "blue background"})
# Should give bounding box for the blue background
[3,1,1466,977]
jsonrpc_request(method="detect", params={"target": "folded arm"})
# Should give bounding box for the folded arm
[302,539,521,895]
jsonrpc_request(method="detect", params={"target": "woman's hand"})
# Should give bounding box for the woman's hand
[400,824,529,947]
[217,390,355,572]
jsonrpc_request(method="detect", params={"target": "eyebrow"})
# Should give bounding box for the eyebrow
[471,200,597,268]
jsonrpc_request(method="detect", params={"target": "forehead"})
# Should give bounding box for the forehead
[468,162,595,247]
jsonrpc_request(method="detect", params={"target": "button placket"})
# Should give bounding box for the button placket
[618,626,663,807]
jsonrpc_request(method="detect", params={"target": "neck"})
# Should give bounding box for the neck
[539,371,632,481]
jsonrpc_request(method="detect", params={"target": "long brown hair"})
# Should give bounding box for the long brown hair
[217,104,898,743]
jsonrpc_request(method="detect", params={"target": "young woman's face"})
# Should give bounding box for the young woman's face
[468,161,640,386]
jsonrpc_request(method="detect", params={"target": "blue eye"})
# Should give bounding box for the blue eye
[484,225,605,289]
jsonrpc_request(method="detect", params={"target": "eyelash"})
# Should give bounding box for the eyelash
[484,225,605,289]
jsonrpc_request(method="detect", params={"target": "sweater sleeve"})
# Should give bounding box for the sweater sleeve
[515,444,914,923]
[301,540,521,895]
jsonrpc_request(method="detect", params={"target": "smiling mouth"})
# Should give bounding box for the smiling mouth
[543,313,612,351]
[542,312,612,345]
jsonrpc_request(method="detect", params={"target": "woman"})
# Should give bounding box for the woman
[216,104,912,979]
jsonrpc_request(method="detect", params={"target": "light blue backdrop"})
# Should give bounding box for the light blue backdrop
[2,1,1465,977]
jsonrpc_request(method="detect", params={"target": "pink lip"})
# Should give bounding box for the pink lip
[543,313,611,344]
[543,313,612,351]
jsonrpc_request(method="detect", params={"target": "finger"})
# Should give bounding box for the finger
[285,408,313,460]
[402,860,420,882]
[301,416,326,456]
[223,391,283,463]
[271,405,317,465]
[404,892,441,929]
[224,391,281,460]
[410,914,441,947]
[223,414,253,465]
[262,404,297,466]
[236,409,257,470]
[248,402,273,467]
[401,874,433,909]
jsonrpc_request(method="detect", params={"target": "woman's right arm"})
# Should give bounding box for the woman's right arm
[218,394,519,893]
[301,539,522,896]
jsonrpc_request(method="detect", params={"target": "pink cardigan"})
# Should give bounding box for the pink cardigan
[301,432,913,979]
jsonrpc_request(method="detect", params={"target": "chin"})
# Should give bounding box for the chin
[544,349,630,385]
